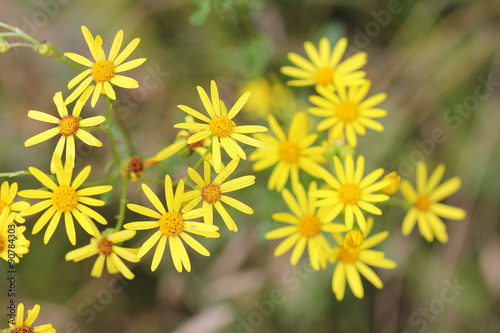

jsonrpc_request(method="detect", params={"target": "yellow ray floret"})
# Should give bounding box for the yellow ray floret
[174,80,268,173]
[64,25,146,107]
[18,154,112,245]
[0,181,30,223]
[0,209,30,263]
[400,162,466,243]
[124,175,220,272]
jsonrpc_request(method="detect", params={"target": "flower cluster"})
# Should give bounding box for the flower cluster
[256,37,466,300]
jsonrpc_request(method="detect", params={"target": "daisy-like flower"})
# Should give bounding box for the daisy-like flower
[182,159,255,232]
[311,155,390,232]
[64,25,146,107]
[400,162,466,243]
[65,225,139,280]
[24,89,105,173]
[124,175,219,272]
[18,154,112,245]
[308,80,387,147]
[281,37,366,88]
[0,181,30,223]
[0,210,30,263]
[265,181,347,270]
[321,217,396,301]
[174,80,268,173]
[8,303,55,333]
[249,112,326,192]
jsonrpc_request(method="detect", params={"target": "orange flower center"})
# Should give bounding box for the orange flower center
[314,67,335,85]
[336,101,359,123]
[415,195,432,211]
[0,234,5,252]
[91,60,115,83]
[209,115,233,138]
[59,115,80,137]
[52,185,79,212]
[338,183,362,205]
[97,237,113,256]
[11,326,34,333]
[159,212,184,236]
[297,215,321,237]
[278,140,300,164]
[201,183,221,204]
[0,200,8,214]
[338,230,363,263]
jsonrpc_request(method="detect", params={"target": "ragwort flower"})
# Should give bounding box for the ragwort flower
[0,209,30,263]
[0,181,30,223]
[8,303,55,333]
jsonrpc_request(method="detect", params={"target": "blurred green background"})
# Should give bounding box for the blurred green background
[1,0,499,332]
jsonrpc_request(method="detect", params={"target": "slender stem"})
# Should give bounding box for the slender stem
[114,178,129,232]
[111,102,136,156]
[140,177,165,185]
[176,143,213,190]
[0,171,30,178]
[105,98,122,168]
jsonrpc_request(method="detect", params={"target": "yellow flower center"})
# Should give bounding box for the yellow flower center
[297,215,322,237]
[382,171,401,195]
[338,183,362,205]
[0,200,8,214]
[314,67,335,85]
[51,185,79,212]
[415,195,432,212]
[159,212,184,237]
[91,60,115,83]
[97,237,113,256]
[0,234,5,252]
[209,115,233,138]
[11,327,34,333]
[336,101,359,123]
[59,115,80,137]
[201,183,221,204]
[338,230,363,263]
[278,140,300,164]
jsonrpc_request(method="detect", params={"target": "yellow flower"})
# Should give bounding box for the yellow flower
[321,218,396,301]
[281,37,366,88]
[174,80,268,173]
[183,159,255,232]
[238,75,296,119]
[65,226,139,280]
[0,181,30,223]
[0,210,30,263]
[24,90,105,173]
[310,155,390,231]
[308,80,387,147]
[381,171,400,195]
[124,175,220,272]
[64,25,146,107]
[18,154,112,245]
[400,162,466,243]
[8,303,55,333]
[265,181,347,270]
[249,112,326,192]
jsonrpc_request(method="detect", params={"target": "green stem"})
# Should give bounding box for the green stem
[140,177,165,185]
[114,178,129,232]
[379,198,410,208]
[0,171,30,178]
[105,98,122,168]
[176,143,213,190]
[111,102,136,156]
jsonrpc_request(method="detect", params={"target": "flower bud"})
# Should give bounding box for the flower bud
[38,43,50,55]
[382,171,400,195]
[0,41,9,53]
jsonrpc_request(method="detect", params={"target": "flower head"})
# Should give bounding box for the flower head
[24,90,105,173]
[183,159,255,232]
[249,112,326,192]
[18,154,112,245]
[308,80,387,147]
[281,37,366,89]
[265,181,347,270]
[8,303,55,333]
[320,218,396,301]
[310,155,390,231]
[64,26,146,107]
[124,175,219,272]
[0,181,30,223]
[0,210,30,263]
[174,80,268,173]
[400,162,466,243]
[65,226,139,280]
